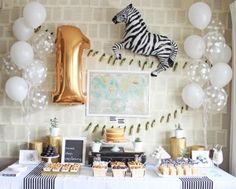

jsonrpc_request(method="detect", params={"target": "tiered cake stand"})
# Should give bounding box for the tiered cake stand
[41,155,59,163]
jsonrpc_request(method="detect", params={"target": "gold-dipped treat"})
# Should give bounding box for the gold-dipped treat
[169,167,176,176]
[183,165,192,176]
[169,137,186,159]
[176,166,184,176]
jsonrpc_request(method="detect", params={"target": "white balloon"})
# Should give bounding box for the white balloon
[23,59,47,86]
[210,62,232,88]
[206,43,232,64]
[182,83,205,109]
[5,76,29,103]
[23,2,46,28]
[12,17,34,41]
[10,41,34,70]
[188,2,212,30]
[222,44,232,63]
[184,35,206,59]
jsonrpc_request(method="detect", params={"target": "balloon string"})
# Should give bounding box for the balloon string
[203,105,208,149]
[21,85,33,149]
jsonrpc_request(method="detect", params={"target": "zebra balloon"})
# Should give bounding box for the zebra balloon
[112,4,178,77]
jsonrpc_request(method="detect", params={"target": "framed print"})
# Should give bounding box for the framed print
[61,137,86,164]
[191,150,213,167]
[87,70,150,117]
[19,150,39,164]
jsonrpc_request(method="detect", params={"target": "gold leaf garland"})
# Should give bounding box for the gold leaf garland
[84,104,188,135]
[85,48,189,72]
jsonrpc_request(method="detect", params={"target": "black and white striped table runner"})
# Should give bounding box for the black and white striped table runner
[179,176,213,189]
[23,163,56,189]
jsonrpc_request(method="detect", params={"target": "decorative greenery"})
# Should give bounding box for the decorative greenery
[180,148,190,158]
[123,126,126,133]
[94,139,101,143]
[174,110,178,119]
[84,122,92,131]
[136,124,141,133]
[172,62,178,71]
[182,61,188,69]
[99,53,106,62]
[160,116,165,123]
[166,113,171,123]
[84,104,189,135]
[129,125,134,135]
[145,121,149,130]
[151,119,156,127]
[50,117,58,128]
[92,124,99,133]
[101,125,106,136]
[134,137,142,142]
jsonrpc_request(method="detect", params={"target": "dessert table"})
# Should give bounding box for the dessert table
[0,163,236,189]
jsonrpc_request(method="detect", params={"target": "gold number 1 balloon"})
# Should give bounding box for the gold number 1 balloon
[52,25,90,104]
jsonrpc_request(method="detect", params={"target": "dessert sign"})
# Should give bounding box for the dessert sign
[61,137,86,164]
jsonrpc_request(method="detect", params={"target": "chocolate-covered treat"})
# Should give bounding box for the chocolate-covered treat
[41,145,58,157]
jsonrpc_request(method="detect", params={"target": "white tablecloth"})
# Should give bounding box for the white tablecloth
[1,163,236,189]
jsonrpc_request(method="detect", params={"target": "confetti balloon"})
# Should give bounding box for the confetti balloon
[31,91,48,109]
[204,31,225,55]
[186,60,210,86]
[1,55,20,75]
[31,31,55,56]
[23,59,47,87]
[204,86,227,113]
[206,19,225,34]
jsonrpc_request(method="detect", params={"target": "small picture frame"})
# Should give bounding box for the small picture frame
[191,150,213,167]
[61,137,86,164]
[19,150,39,164]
